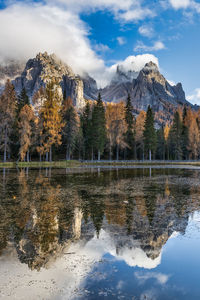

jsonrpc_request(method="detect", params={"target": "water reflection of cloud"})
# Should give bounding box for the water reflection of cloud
[0,228,163,299]
[112,247,161,269]
[79,230,162,269]
[116,280,125,290]
[135,271,169,285]
[140,288,157,300]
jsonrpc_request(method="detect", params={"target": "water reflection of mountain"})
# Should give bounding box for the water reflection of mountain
[0,167,200,270]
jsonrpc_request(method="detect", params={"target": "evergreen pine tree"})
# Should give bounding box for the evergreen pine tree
[156,125,165,160]
[62,97,79,160]
[81,101,93,160]
[17,88,30,114]
[125,94,135,159]
[143,105,157,160]
[168,111,183,160]
[12,88,30,158]
[91,93,106,160]
[182,106,189,160]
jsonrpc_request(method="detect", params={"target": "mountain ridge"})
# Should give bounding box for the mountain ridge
[0,52,194,116]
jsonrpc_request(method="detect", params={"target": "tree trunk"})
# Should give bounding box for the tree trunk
[123,149,126,160]
[27,151,30,162]
[109,145,112,161]
[78,147,81,160]
[49,147,52,162]
[39,153,42,162]
[141,143,144,161]
[134,143,137,160]
[98,150,101,161]
[149,149,151,161]
[66,148,70,160]
[163,147,165,161]
[91,147,94,161]
[3,127,7,163]
[45,152,49,162]
[116,144,119,161]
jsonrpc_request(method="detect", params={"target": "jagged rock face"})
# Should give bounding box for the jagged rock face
[111,65,138,84]
[100,82,132,103]
[131,61,188,111]
[99,65,138,103]
[13,52,85,109]
[81,73,98,100]
[101,61,189,112]
[0,54,192,113]
[0,60,25,92]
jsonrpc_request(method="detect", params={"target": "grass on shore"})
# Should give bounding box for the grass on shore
[0,160,81,168]
[0,160,200,168]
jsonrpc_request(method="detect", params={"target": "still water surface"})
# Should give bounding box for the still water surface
[0,167,200,299]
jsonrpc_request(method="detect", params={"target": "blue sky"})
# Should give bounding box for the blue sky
[0,0,200,103]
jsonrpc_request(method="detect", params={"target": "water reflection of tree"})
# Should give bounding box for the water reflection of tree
[125,198,135,234]
[12,173,63,270]
[144,184,158,225]
[80,189,105,238]
[1,168,200,270]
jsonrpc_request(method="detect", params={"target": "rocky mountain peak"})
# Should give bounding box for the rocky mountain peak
[111,65,138,84]
[144,61,159,70]
[13,52,85,109]
[0,53,193,120]
[138,61,166,86]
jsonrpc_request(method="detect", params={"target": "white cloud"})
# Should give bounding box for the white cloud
[91,54,159,88]
[0,1,159,88]
[101,54,159,87]
[169,0,200,12]
[187,88,200,105]
[138,25,154,37]
[50,0,155,22]
[118,7,155,22]
[117,37,126,45]
[110,54,159,73]
[0,2,105,77]
[134,41,165,52]
[169,0,191,9]
[94,43,110,52]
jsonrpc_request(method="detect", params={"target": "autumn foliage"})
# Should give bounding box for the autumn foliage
[0,79,200,162]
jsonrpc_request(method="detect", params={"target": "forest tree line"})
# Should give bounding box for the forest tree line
[0,79,200,162]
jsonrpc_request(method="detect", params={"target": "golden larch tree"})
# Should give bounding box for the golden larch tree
[37,79,64,161]
[18,104,35,161]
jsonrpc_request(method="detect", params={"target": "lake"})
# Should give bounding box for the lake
[0,166,200,300]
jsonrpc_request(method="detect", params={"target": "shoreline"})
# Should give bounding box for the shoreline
[0,160,200,168]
